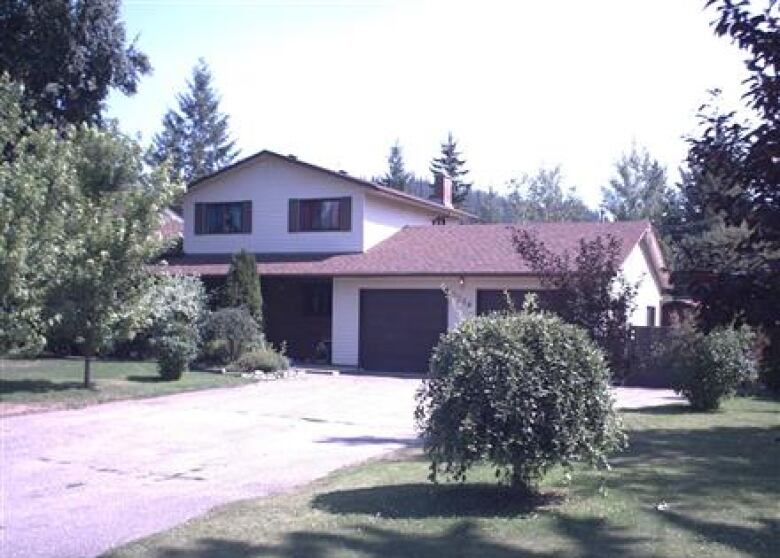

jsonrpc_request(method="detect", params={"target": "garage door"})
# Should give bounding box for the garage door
[359,289,448,373]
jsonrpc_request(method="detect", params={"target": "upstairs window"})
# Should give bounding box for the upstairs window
[194,201,252,234]
[289,197,352,232]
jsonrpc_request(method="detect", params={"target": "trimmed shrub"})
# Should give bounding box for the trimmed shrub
[224,250,263,327]
[415,302,625,495]
[202,307,261,363]
[155,321,199,380]
[665,325,756,411]
[232,345,290,373]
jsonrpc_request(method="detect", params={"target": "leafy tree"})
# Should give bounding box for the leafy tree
[378,140,413,191]
[44,127,178,386]
[0,0,150,129]
[672,0,780,393]
[507,167,598,222]
[429,132,472,205]
[149,58,239,184]
[513,230,637,377]
[0,78,80,355]
[416,299,625,495]
[224,250,263,327]
[601,145,669,223]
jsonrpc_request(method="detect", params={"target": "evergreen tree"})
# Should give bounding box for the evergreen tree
[673,0,780,393]
[224,250,263,329]
[429,132,472,205]
[601,145,669,223]
[0,0,150,130]
[150,58,239,184]
[378,141,413,191]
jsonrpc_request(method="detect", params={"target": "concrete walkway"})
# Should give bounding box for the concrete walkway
[0,375,681,558]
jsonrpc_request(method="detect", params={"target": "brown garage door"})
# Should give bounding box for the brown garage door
[359,289,448,373]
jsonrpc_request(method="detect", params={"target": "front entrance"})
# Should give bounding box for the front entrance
[359,289,448,373]
[263,277,332,363]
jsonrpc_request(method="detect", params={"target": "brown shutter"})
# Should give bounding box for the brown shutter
[194,203,204,235]
[242,201,252,233]
[339,197,352,231]
[288,199,300,232]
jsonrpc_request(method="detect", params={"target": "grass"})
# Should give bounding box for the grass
[0,358,254,412]
[107,397,780,558]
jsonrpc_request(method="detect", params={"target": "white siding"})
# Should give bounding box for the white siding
[331,275,543,366]
[183,156,366,254]
[362,195,437,250]
[182,154,450,255]
[331,253,663,367]
[621,239,663,326]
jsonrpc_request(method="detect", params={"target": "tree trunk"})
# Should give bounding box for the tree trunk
[84,355,92,388]
[510,468,536,499]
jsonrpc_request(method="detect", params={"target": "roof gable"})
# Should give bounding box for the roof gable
[187,149,475,220]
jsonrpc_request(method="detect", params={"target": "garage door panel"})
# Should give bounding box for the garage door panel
[359,289,447,373]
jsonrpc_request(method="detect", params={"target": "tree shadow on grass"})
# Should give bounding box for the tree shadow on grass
[661,513,779,558]
[0,379,87,394]
[621,404,691,415]
[312,483,562,519]
[151,515,650,558]
[125,375,166,383]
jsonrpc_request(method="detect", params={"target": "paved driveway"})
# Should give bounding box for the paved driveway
[0,375,682,558]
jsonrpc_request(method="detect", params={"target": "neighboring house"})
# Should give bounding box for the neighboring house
[157,208,184,241]
[164,149,668,372]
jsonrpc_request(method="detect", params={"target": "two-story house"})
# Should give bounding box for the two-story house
[164,150,668,372]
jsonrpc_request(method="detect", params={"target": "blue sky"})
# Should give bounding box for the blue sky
[108,0,748,206]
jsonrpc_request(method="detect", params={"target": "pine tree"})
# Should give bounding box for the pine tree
[378,141,413,191]
[224,250,263,329]
[601,145,669,223]
[150,58,239,184]
[429,132,472,205]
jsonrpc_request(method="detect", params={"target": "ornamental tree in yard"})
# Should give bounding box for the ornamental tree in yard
[415,298,625,495]
[513,230,637,378]
[44,127,178,386]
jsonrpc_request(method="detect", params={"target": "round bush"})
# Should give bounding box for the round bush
[666,326,756,411]
[202,307,260,363]
[155,321,199,381]
[415,309,624,494]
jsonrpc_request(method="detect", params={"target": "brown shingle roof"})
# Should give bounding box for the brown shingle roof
[161,220,652,277]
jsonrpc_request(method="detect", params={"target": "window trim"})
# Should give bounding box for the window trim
[646,305,657,327]
[289,197,352,233]
[194,200,252,235]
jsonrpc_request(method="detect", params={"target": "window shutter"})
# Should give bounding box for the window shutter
[288,199,300,232]
[194,203,204,235]
[339,197,352,231]
[242,201,252,233]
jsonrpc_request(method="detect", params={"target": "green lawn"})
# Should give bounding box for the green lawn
[0,358,254,412]
[108,397,779,558]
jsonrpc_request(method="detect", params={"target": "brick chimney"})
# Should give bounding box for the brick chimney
[430,173,453,208]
